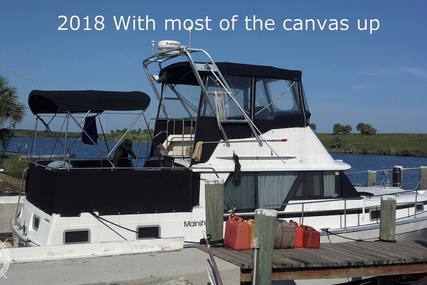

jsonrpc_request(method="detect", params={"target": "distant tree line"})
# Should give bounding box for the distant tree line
[355,123,377,135]
[333,123,352,135]
[333,122,377,135]
[110,128,153,135]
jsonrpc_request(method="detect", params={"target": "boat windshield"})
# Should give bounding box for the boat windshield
[160,73,307,125]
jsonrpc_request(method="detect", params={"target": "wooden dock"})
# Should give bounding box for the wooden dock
[200,240,427,283]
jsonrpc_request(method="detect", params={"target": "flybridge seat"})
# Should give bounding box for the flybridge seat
[165,134,193,157]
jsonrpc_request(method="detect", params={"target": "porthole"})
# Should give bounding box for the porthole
[64,229,90,244]
[33,215,40,231]
[137,226,160,239]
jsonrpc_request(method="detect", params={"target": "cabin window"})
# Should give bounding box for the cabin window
[257,172,298,207]
[369,208,380,221]
[294,172,337,198]
[416,203,424,212]
[224,172,256,211]
[137,226,160,239]
[224,171,339,212]
[64,229,90,244]
[32,215,40,231]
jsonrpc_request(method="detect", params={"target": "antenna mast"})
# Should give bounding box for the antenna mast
[151,40,156,54]
[188,29,192,47]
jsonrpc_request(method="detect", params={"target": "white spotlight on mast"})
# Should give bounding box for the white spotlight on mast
[151,40,156,54]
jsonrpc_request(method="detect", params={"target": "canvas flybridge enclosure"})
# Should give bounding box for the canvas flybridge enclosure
[25,89,200,217]
[156,61,310,127]
[145,60,311,164]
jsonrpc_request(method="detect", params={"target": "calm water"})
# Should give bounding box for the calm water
[331,153,427,189]
[3,137,149,167]
[4,137,427,189]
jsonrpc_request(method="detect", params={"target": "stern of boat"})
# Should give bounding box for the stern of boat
[10,198,40,247]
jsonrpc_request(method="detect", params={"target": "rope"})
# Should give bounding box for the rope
[0,64,54,89]
[90,212,138,241]
[324,229,365,242]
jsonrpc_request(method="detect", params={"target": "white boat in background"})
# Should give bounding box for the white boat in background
[10,41,427,247]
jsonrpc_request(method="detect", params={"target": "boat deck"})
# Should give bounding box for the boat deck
[199,240,427,282]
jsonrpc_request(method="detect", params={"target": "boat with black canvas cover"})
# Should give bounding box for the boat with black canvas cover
[10,41,427,247]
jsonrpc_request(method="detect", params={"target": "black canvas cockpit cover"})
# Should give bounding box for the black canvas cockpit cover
[26,162,200,216]
[28,90,151,114]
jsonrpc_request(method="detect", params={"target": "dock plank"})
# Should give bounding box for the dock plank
[199,241,427,282]
[342,241,426,264]
[273,246,357,268]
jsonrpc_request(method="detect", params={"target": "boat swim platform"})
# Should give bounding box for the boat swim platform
[199,240,427,283]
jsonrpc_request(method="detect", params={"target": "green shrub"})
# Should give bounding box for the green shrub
[3,155,28,179]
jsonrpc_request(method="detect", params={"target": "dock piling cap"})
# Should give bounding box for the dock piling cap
[255,208,277,217]
[381,195,396,201]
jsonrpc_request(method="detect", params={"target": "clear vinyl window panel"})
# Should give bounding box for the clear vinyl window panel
[254,78,301,119]
[159,83,200,118]
[203,75,251,120]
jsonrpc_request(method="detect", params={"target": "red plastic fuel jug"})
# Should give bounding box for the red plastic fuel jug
[224,216,251,250]
[303,226,320,248]
[290,221,304,248]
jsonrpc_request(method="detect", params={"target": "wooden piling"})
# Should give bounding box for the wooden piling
[254,208,277,285]
[420,166,427,190]
[205,179,224,243]
[368,170,377,186]
[379,196,396,242]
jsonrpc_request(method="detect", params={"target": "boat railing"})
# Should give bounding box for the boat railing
[21,154,75,161]
[151,117,196,160]
[28,158,204,173]
[347,166,427,190]
[238,189,427,228]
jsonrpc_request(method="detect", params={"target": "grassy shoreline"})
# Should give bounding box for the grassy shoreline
[317,133,427,157]
[7,131,427,158]
[0,172,22,190]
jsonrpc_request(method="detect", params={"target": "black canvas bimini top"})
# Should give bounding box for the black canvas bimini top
[28,90,151,114]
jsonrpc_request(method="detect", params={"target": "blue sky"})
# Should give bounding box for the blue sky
[1,0,427,133]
